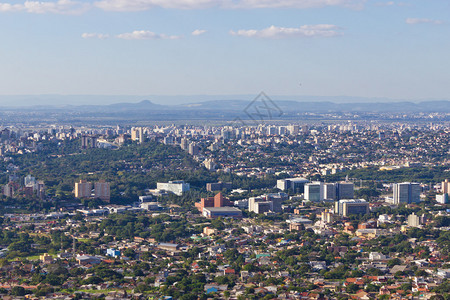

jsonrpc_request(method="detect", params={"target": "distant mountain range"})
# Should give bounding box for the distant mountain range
[10,99,450,113]
[0,97,448,124]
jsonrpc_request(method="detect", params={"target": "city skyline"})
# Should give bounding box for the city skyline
[0,0,449,105]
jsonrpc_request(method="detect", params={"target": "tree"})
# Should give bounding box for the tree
[11,286,26,296]
[346,283,360,294]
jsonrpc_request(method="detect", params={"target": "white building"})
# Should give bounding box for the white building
[335,199,369,217]
[157,180,190,196]
[277,177,309,193]
[436,193,449,204]
[304,182,324,202]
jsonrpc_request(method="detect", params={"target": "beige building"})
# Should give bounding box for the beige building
[75,180,110,202]
[442,179,450,194]
[407,213,420,227]
[74,180,92,198]
[94,181,110,202]
[40,253,54,264]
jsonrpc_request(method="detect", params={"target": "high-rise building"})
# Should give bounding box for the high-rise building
[195,192,233,212]
[304,182,324,201]
[436,193,448,204]
[335,199,369,217]
[321,210,334,223]
[393,182,421,204]
[81,136,97,149]
[336,182,354,200]
[180,138,189,150]
[94,181,110,202]
[131,127,138,141]
[131,127,144,143]
[407,213,420,227]
[203,159,216,170]
[188,142,199,155]
[301,125,309,134]
[75,180,92,198]
[248,193,286,214]
[24,174,36,187]
[248,197,272,214]
[138,127,144,144]
[277,178,309,193]
[287,125,299,135]
[3,183,14,197]
[323,183,336,200]
[267,126,277,135]
[442,179,450,195]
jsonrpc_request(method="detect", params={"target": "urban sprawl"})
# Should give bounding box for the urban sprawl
[0,120,448,300]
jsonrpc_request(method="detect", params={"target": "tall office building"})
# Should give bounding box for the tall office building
[336,182,354,200]
[248,197,272,214]
[335,199,369,217]
[304,182,324,201]
[277,178,309,193]
[323,183,336,200]
[248,193,286,214]
[393,182,421,204]
[75,180,92,198]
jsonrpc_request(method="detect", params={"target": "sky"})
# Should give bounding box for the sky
[0,0,449,105]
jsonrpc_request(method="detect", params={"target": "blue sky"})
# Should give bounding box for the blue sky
[0,0,449,104]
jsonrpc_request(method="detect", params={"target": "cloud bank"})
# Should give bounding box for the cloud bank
[405,18,443,25]
[0,0,88,14]
[116,30,181,40]
[0,0,364,13]
[230,24,343,38]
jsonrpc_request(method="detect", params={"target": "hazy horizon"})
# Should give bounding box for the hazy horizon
[0,94,449,107]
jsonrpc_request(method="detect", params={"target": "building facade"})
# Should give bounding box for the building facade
[335,199,369,217]
[393,182,421,204]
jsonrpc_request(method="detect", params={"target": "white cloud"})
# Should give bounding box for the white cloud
[0,3,24,12]
[116,30,181,40]
[406,18,443,25]
[374,1,394,6]
[0,0,89,14]
[227,0,364,9]
[93,0,364,12]
[94,0,217,11]
[82,33,109,39]
[0,0,364,13]
[191,29,206,36]
[230,24,343,38]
